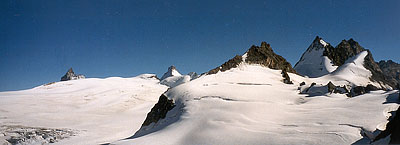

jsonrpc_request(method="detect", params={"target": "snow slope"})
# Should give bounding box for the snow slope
[117,65,399,145]
[160,75,191,88]
[0,74,168,145]
[295,38,338,78]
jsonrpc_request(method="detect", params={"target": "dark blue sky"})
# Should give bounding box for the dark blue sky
[1,0,399,91]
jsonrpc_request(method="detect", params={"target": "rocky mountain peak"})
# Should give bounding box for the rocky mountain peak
[260,41,271,50]
[245,42,296,73]
[312,36,328,47]
[160,65,182,80]
[208,42,296,75]
[168,65,177,71]
[324,38,366,66]
[293,36,337,78]
[60,68,85,81]
[67,68,74,74]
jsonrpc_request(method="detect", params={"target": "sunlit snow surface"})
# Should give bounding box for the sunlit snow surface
[117,64,398,145]
[0,74,168,145]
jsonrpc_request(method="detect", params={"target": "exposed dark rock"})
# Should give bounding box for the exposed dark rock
[245,42,297,73]
[323,39,364,66]
[300,82,306,86]
[347,84,378,97]
[60,68,85,81]
[373,107,400,144]
[327,81,336,93]
[208,55,242,75]
[303,82,317,93]
[141,93,175,126]
[352,86,366,97]
[208,42,297,75]
[324,81,348,94]
[378,60,400,86]
[365,84,378,92]
[281,70,293,84]
[398,83,400,100]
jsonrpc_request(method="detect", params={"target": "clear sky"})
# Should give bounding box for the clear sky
[1,0,399,91]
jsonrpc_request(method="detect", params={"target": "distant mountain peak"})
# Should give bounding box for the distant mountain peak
[60,68,85,81]
[160,65,182,80]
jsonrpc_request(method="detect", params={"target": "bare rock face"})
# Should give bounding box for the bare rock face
[373,107,400,144]
[208,42,296,76]
[60,68,85,81]
[281,70,293,84]
[208,55,242,74]
[141,93,175,126]
[323,39,365,66]
[378,60,400,85]
[327,81,336,93]
[245,42,297,73]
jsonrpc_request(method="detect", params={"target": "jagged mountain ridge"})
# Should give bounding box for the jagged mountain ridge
[295,37,396,88]
[207,42,296,84]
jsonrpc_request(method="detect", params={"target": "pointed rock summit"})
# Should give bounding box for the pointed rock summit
[294,36,337,78]
[245,42,296,73]
[208,42,296,74]
[60,68,85,81]
[160,65,182,80]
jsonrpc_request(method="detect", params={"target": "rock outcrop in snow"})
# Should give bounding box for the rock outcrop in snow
[141,93,175,127]
[60,68,85,81]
